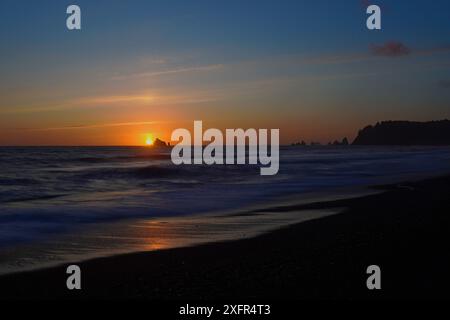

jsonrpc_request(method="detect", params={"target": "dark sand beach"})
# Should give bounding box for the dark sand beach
[1,175,450,300]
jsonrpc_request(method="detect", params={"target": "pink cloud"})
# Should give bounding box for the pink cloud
[370,41,412,57]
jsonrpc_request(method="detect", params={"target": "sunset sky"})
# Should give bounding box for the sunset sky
[1,0,450,146]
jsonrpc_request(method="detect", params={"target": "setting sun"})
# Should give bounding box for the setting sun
[145,134,154,146]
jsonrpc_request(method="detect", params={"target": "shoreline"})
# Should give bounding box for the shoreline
[0,186,376,277]
[1,174,450,299]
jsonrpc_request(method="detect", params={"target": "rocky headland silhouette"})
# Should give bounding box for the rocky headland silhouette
[352,120,450,145]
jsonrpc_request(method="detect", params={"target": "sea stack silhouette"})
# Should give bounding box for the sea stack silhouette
[152,138,169,147]
[353,120,450,145]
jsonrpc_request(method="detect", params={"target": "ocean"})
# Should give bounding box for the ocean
[1,146,450,273]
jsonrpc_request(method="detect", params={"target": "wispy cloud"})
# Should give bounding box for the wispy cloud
[74,95,156,104]
[111,64,223,80]
[22,121,162,132]
[242,43,450,69]
[0,91,220,115]
[0,95,156,114]
[283,42,450,70]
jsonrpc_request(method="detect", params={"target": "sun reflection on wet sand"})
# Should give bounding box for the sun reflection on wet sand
[111,208,343,253]
[0,206,343,275]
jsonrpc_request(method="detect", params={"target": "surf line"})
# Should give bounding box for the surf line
[171,121,279,176]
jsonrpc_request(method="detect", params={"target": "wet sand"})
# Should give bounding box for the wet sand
[1,175,450,300]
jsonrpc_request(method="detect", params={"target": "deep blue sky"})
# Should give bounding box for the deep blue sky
[1,0,450,145]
